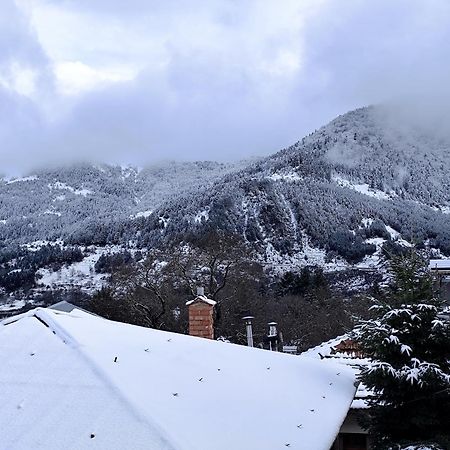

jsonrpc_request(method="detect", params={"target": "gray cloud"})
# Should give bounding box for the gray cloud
[2,0,450,174]
[0,0,54,175]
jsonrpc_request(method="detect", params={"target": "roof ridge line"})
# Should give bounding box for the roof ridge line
[1,307,38,326]
[34,309,80,347]
[2,307,182,450]
[40,308,184,450]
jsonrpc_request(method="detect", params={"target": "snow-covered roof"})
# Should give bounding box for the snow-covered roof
[185,294,217,306]
[429,259,450,270]
[301,334,350,360]
[49,300,99,316]
[301,334,372,409]
[1,308,356,450]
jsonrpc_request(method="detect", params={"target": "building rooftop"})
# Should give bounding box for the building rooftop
[301,334,371,409]
[429,259,450,270]
[1,307,356,450]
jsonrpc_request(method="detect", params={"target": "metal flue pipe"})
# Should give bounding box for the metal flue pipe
[242,316,255,347]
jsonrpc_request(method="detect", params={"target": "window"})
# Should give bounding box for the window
[339,433,367,450]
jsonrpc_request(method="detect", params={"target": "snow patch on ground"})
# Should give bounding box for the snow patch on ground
[356,229,412,270]
[6,176,38,185]
[357,240,384,270]
[334,275,369,293]
[360,218,410,246]
[355,233,388,270]
[194,208,210,224]
[397,237,413,248]
[333,175,396,200]
[35,246,123,293]
[130,210,153,219]
[48,182,92,197]
[0,299,26,312]
[43,210,62,217]
[365,237,385,246]
[263,233,348,275]
[361,218,374,227]
[159,216,170,228]
[268,171,303,182]
[120,165,139,180]
[22,240,63,252]
[385,225,400,239]
[356,245,384,270]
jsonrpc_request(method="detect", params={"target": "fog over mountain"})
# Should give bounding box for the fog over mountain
[1,104,450,264]
[2,0,450,174]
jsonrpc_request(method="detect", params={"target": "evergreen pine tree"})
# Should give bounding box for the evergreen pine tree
[354,251,450,449]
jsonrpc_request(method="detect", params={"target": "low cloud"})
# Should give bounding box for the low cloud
[2,0,450,174]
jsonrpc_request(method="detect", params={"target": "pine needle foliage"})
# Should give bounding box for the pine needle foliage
[354,251,450,449]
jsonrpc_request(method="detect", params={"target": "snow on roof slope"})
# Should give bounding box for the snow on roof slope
[301,335,371,410]
[1,308,356,450]
[301,334,350,360]
[429,259,450,270]
[0,310,173,450]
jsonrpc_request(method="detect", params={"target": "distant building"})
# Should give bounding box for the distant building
[1,305,357,450]
[429,259,450,303]
[283,345,300,355]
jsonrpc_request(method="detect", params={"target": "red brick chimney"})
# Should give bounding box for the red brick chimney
[186,287,216,339]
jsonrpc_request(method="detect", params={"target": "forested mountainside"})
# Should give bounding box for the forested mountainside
[0,161,238,245]
[119,105,450,261]
[1,104,450,304]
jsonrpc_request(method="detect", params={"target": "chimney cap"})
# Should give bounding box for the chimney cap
[186,288,217,306]
[196,286,205,296]
[242,316,254,321]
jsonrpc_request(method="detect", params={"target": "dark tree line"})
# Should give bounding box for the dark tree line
[88,231,372,350]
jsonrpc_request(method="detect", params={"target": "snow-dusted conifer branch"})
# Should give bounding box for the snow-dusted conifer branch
[353,250,450,449]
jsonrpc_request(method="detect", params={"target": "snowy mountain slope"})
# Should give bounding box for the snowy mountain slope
[1,104,450,297]
[0,161,239,245]
[124,106,450,263]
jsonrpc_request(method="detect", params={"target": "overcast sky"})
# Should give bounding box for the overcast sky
[1,0,450,174]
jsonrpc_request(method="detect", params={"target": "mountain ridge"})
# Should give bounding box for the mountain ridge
[1,104,450,303]
[129,105,450,259]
